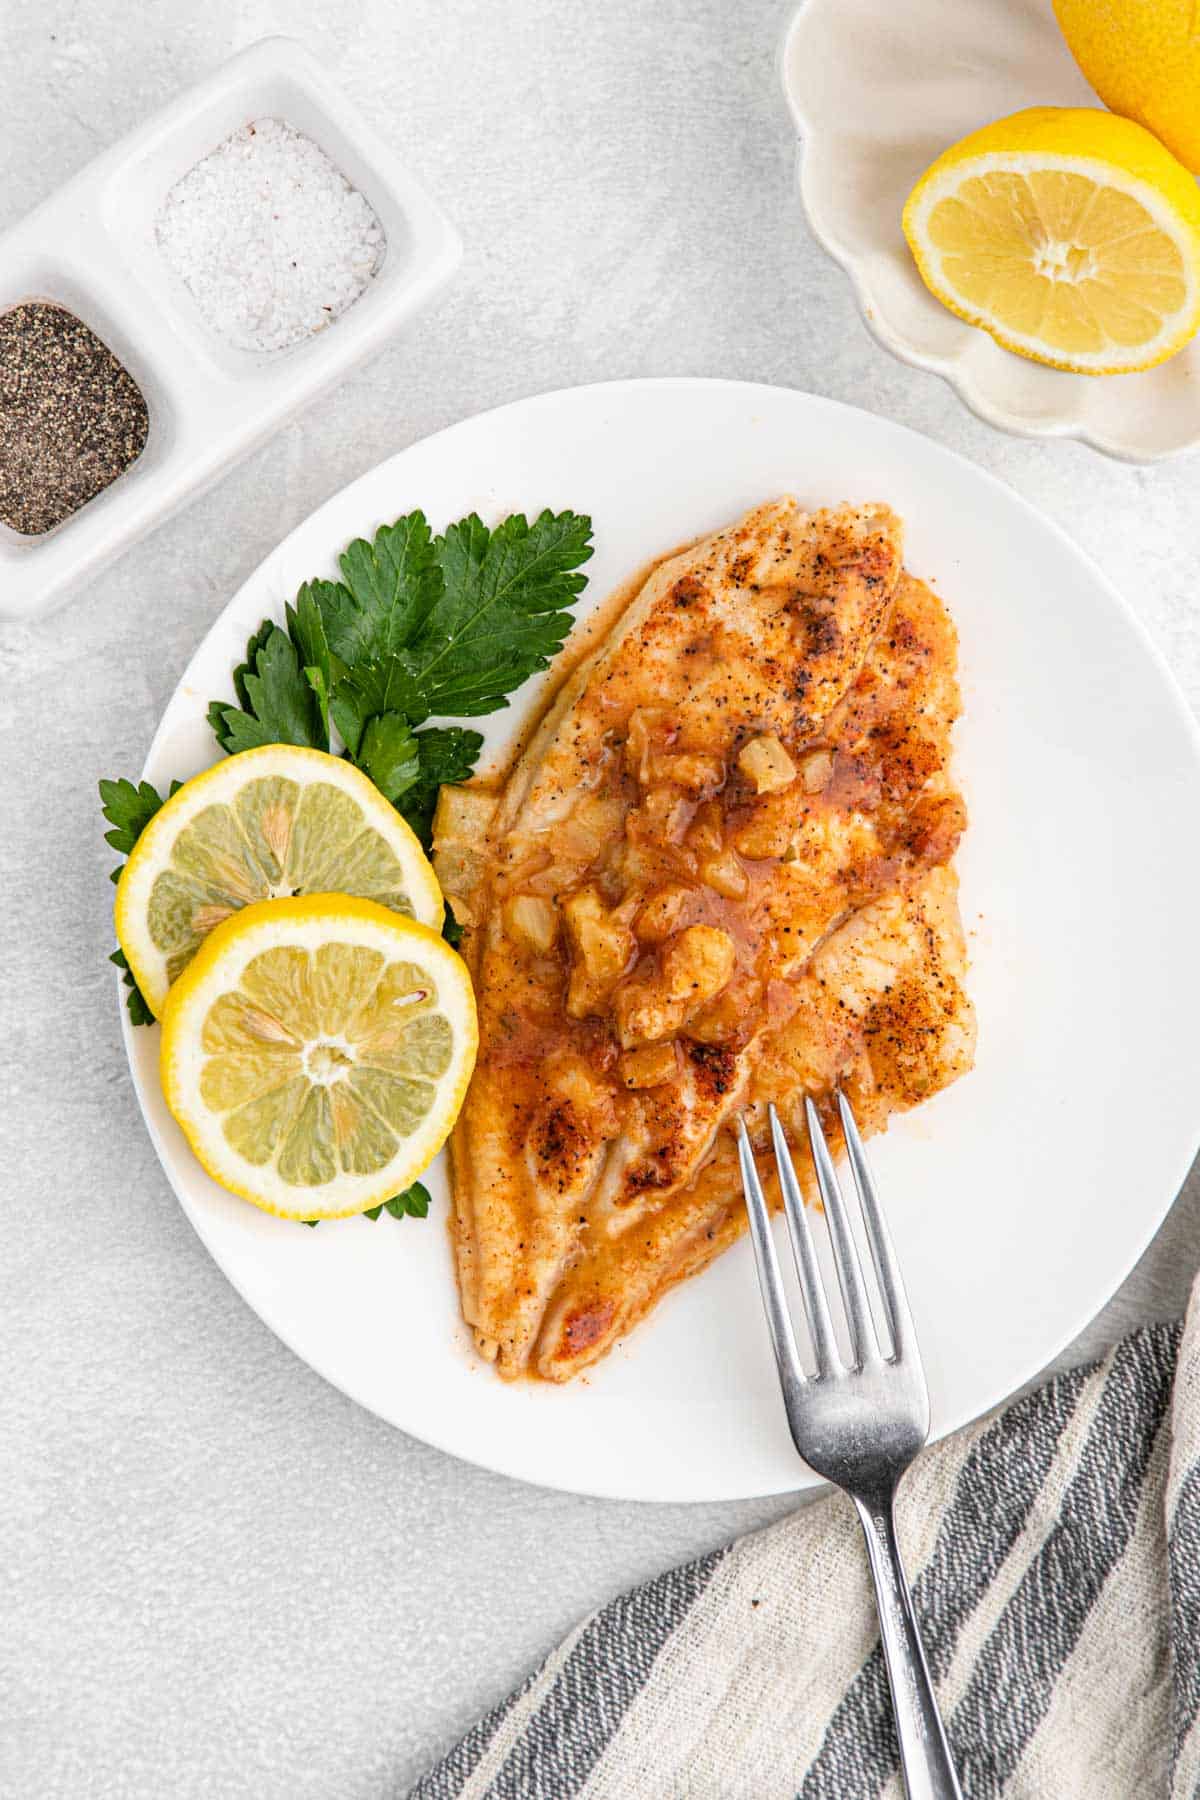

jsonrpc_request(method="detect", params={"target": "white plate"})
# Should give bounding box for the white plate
[781,0,1200,462]
[125,378,1200,1502]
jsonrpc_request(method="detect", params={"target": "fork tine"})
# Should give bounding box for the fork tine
[804,1096,881,1367]
[836,1090,916,1363]
[768,1104,843,1376]
[736,1119,806,1396]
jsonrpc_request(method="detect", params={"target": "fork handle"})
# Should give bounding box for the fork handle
[852,1493,964,1800]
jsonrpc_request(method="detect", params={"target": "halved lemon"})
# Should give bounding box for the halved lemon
[903,107,1200,374]
[116,745,443,1017]
[160,895,477,1220]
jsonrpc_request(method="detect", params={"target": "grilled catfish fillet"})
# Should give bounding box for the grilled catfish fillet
[436,498,973,1379]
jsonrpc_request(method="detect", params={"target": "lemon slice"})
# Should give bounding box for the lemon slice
[160,895,477,1220]
[116,745,443,1017]
[902,107,1200,374]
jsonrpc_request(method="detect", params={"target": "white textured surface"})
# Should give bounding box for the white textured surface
[1,3,1198,1795]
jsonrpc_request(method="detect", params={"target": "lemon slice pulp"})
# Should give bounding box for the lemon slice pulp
[160,896,477,1219]
[116,745,443,1016]
[903,108,1200,374]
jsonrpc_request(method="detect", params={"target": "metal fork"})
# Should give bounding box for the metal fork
[737,1095,963,1800]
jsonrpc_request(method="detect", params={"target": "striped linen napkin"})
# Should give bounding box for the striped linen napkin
[412,1271,1200,1800]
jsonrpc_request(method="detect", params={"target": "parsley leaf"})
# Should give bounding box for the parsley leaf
[287,585,333,743]
[355,714,421,806]
[329,655,427,756]
[303,1181,432,1228]
[318,513,441,666]
[364,1181,432,1221]
[208,620,330,755]
[441,912,464,949]
[413,510,594,717]
[110,948,155,1027]
[232,620,275,713]
[99,775,180,864]
[99,776,182,1025]
[399,726,484,846]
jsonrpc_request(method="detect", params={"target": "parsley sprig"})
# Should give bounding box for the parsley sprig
[206,507,593,831]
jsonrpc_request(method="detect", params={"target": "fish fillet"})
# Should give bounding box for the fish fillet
[436,499,974,1379]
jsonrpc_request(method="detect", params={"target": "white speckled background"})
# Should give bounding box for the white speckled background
[2,3,1199,1795]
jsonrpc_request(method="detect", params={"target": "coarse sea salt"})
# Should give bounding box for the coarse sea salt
[156,118,385,354]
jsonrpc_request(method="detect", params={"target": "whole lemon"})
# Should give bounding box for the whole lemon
[1053,0,1200,172]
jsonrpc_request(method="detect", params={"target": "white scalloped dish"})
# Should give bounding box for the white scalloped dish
[781,0,1200,461]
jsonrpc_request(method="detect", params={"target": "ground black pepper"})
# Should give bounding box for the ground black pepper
[0,301,149,535]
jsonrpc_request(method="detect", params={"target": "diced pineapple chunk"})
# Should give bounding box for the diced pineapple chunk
[559,794,626,863]
[700,848,748,899]
[504,894,558,953]
[800,748,834,794]
[563,886,634,1018]
[688,971,764,1045]
[686,799,724,858]
[614,841,660,888]
[650,751,725,794]
[635,883,694,943]
[730,802,795,860]
[738,734,796,794]
[620,1042,679,1089]
[663,924,736,1004]
[613,981,677,1047]
[614,924,737,1047]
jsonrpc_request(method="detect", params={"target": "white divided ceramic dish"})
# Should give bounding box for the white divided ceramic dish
[0,36,460,621]
[124,379,1200,1502]
[781,0,1200,461]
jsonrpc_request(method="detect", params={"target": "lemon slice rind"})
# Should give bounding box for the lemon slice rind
[160,895,477,1221]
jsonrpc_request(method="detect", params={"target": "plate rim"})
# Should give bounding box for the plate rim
[125,374,1200,1501]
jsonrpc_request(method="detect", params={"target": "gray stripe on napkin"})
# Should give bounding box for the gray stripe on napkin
[952,1324,1179,1800]
[481,1546,726,1800]
[800,1356,1094,1800]
[1170,1463,1200,1762]
[411,1686,522,1800]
